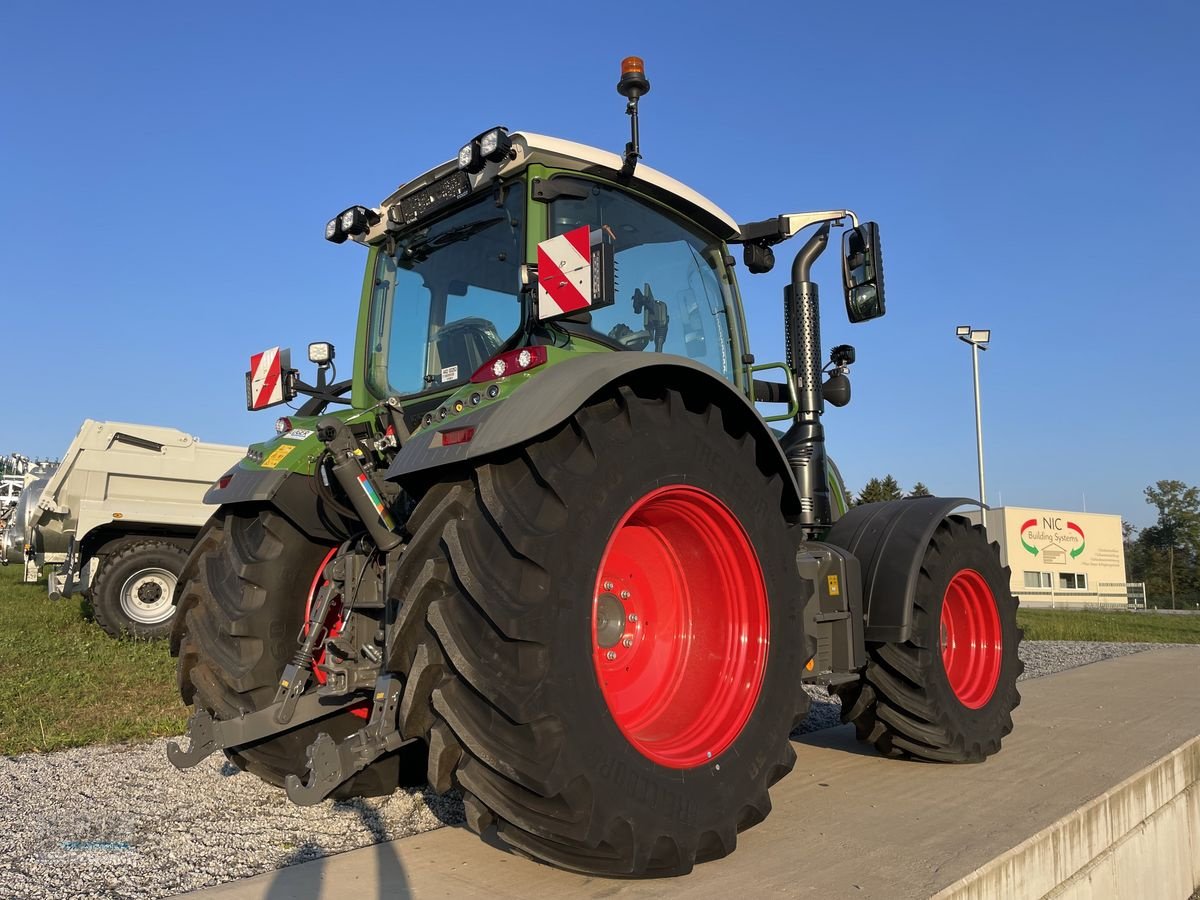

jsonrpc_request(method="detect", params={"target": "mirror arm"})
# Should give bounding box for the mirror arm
[780,209,858,236]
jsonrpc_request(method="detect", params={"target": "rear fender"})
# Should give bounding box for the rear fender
[824,496,983,643]
[384,353,803,515]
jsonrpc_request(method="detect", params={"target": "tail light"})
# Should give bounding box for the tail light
[438,426,476,447]
[470,346,548,383]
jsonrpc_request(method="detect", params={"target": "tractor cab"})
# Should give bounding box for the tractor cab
[330,129,750,419]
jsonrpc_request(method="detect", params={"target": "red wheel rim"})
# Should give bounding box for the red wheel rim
[305,547,368,719]
[592,485,769,769]
[940,568,1002,709]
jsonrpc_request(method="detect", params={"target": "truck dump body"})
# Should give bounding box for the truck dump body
[21,420,245,638]
[28,420,243,559]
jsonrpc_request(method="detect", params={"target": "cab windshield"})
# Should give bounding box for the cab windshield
[365,184,524,398]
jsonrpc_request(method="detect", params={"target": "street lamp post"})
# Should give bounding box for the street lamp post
[956,326,991,507]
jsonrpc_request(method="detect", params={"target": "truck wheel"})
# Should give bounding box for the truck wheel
[173,509,421,796]
[388,385,809,876]
[91,539,189,640]
[837,516,1023,762]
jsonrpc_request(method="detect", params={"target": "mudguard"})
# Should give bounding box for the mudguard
[824,496,983,644]
[384,353,803,513]
[201,464,346,542]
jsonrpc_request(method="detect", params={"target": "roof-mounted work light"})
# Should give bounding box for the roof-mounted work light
[458,127,512,174]
[325,217,348,244]
[479,127,512,162]
[457,141,483,173]
[325,206,378,243]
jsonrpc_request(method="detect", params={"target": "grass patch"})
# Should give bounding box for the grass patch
[1017,608,1200,644]
[0,564,186,755]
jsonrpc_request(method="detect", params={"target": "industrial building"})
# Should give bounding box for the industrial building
[974,506,1133,608]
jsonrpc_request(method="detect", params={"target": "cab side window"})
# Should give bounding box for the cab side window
[549,180,734,381]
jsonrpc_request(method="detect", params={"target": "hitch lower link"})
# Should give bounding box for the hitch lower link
[166,674,413,805]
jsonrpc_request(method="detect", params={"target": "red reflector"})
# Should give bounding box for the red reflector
[217,474,233,489]
[470,346,548,383]
[439,426,475,446]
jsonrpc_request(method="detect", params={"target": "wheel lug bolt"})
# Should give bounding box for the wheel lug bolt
[622,637,633,648]
[603,581,614,591]
[628,613,638,623]
[620,590,631,600]
[606,650,617,661]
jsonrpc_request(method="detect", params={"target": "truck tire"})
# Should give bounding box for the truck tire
[388,385,809,876]
[173,508,421,796]
[837,516,1023,762]
[91,538,190,640]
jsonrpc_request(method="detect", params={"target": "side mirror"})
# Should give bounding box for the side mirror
[534,225,615,320]
[842,222,886,323]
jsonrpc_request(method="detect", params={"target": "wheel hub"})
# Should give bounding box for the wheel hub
[593,592,627,649]
[137,582,163,603]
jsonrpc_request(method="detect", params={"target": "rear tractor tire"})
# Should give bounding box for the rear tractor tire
[91,538,189,640]
[387,385,810,877]
[837,516,1023,762]
[172,508,423,796]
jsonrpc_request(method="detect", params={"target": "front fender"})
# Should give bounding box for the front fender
[385,353,803,513]
[202,463,346,542]
[824,496,983,643]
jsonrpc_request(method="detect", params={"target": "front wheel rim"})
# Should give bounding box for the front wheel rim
[940,568,1002,709]
[119,567,178,625]
[593,485,770,769]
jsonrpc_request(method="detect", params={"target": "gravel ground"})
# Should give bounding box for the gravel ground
[0,641,1177,899]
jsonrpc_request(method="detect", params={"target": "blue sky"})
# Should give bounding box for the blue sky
[2,2,1197,528]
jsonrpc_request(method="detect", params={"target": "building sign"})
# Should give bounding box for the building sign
[1004,509,1123,571]
[1019,516,1085,564]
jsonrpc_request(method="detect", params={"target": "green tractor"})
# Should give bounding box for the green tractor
[168,58,1021,877]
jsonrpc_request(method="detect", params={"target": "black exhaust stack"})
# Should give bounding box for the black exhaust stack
[782,223,833,535]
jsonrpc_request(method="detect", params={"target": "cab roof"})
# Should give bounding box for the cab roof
[377,131,739,242]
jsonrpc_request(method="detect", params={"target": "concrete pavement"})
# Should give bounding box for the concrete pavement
[184,647,1200,900]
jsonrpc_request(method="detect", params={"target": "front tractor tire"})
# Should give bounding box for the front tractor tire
[837,516,1023,762]
[389,385,810,877]
[172,508,417,796]
[91,538,190,640]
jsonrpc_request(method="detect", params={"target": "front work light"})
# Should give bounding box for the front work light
[308,342,335,364]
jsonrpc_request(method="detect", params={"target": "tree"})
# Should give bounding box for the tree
[1142,480,1200,609]
[909,482,931,498]
[858,475,903,505]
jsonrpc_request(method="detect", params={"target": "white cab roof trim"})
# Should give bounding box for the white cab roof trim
[376,131,739,239]
[510,132,739,235]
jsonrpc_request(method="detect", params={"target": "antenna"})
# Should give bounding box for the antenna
[617,57,650,176]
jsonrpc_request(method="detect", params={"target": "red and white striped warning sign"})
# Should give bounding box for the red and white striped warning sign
[247,346,286,410]
[537,226,593,319]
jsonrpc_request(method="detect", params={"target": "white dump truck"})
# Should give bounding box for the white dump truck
[14,420,245,638]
